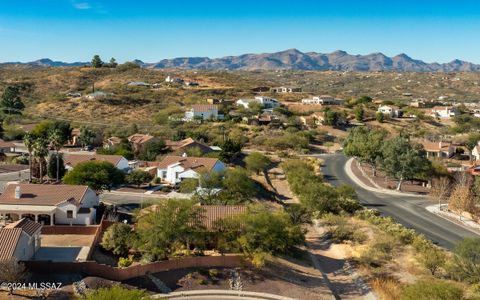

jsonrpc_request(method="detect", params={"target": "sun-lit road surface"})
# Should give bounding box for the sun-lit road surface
[319,153,479,250]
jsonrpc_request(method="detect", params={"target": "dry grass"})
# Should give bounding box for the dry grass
[369,277,403,300]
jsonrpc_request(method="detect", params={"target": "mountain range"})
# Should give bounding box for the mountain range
[3,49,480,72]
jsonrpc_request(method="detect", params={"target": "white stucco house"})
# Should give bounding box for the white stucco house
[301,95,342,105]
[377,105,403,118]
[0,184,99,226]
[236,96,279,109]
[429,106,460,119]
[184,104,223,121]
[472,143,480,161]
[0,218,42,261]
[63,153,130,172]
[155,156,226,184]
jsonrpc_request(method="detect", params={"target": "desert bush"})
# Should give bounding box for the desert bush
[370,277,402,300]
[401,280,464,300]
[359,234,398,267]
[118,255,134,268]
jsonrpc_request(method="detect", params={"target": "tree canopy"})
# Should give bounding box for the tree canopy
[379,137,431,190]
[62,160,125,191]
[1,86,25,115]
[138,140,167,161]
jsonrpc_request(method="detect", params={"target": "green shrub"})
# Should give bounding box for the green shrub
[359,234,398,267]
[84,285,150,300]
[401,280,464,300]
[118,255,134,268]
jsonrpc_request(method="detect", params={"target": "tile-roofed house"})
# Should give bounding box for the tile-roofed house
[154,156,226,184]
[165,138,214,156]
[184,104,222,121]
[200,205,247,231]
[103,136,122,150]
[0,183,99,226]
[128,133,159,155]
[138,205,246,232]
[418,140,454,158]
[63,153,129,172]
[0,218,41,261]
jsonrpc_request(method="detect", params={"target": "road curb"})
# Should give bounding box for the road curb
[426,205,480,236]
[344,158,425,198]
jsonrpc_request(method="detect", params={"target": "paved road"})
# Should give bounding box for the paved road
[320,153,479,250]
[0,169,29,192]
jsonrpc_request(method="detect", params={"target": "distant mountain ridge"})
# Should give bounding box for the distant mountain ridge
[3,49,480,72]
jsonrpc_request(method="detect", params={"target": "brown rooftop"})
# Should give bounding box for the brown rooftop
[191,104,218,112]
[0,183,89,206]
[156,156,220,171]
[418,140,452,152]
[0,228,22,260]
[128,134,156,145]
[0,139,14,148]
[5,218,42,236]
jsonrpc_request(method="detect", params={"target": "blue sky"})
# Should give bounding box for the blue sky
[1,0,480,63]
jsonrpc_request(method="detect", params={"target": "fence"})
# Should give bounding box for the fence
[25,255,246,281]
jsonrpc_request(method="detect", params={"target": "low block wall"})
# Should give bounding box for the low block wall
[25,255,246,281]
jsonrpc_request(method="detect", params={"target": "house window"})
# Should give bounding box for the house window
[67,210,73,219]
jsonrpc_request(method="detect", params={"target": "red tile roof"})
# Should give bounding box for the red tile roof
[200,205,247,230]
[0,139,14,148]
[191,104,218,112]
[0,228,22,260]
[5,218,42,236]
[128,134,156,145]
[155,156,220,171]
[0,183,89,206]
[418,140,452,152]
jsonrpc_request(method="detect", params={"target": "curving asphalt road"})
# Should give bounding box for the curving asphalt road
[319,153,479,250]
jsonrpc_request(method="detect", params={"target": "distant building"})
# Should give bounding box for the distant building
[302,95,342,105]
[63,153,130,172]
[127,81,151,87]
[128,134,159,155]
[236,96,279,109]
[299,112,324,127]
[377,105,403,118]
[85,91,113,99]
[270,86,302,93]
[251,86,270,93]
[184,104,223,121]
[66,92,82,98]
[206,98,234,106]
[429,106,460,119]
[165,76,184,84]
[418,140,454,158]
[103,136,122,150]
[165,137,215,156]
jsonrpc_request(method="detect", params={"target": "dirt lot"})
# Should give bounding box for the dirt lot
[125,257,334,300]
[35,234,95,262]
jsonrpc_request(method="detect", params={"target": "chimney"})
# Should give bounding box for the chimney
[15,186,21,199]
[439,141,443,149]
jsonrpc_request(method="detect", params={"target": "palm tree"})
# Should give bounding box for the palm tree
[33,138,48,183]
[79,126,96,149]
[48,129,63,182]
[23,132,35,183]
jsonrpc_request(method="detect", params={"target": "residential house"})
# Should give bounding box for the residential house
[185,81,199,87]
[184,104,223,121]
[0,139,16,153]
[165,137,214,156]
[85,91,113,99]
[377,105,403,118]
[471,143,480,161]
[103,136,122,150]
[0,218,42,261]
[127,81,151,87]
[66,92,82,98]
[429,106,460,119]
[63,153,130,172]
[128,133,159,155]
[236,96,279,109]
[139,205,247,232]
[154,156,226,184]
[206,98,234,106]
[419,141,454,158]
[251,86,270,93]
[299,112,324,127]
[270,86,302,93]
[66,128,81,147]
[301,95,343,105]
[409,99,426,108]
[0,183,99,226]
[165,76,184,84]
